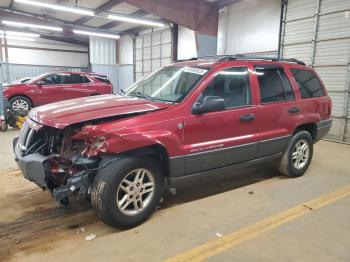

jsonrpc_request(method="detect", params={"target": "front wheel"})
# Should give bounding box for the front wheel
[91,157,165,228]
[278,131,314,178]
[9,96,32,112]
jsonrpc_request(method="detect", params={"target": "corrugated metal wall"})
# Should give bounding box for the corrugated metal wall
[218,0,280,56]
[118,64,134,91]
[0,63,90,83]
[118,36,134,91]
[89,36,120,92]
[91,64,119,93]
[281,0,350,142]
[2,38,89,67]
[89,37,117,65]
[134,28,172,81]
[177,26,197,60]
[119,36,133,64]
[91,64,134,94]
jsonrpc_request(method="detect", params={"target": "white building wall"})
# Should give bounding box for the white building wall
[118,35,134,91]
[2,38,89,67]
[89,37,119,92]
[119,35,133,64]
[89,36,117,65]
[217,0,280,55]
[0,64,89,84]
[118,64,134,91]
[177,26,197,60]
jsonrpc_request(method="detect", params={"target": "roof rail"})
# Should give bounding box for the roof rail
[215,54,306,65]
[174,57,198,62]
[173,55,306,66]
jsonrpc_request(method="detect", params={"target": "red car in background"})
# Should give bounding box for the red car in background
[3,71,113,111]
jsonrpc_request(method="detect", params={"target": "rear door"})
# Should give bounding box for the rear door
[254,64,300,158]
[183,66,259,175]
[60,73,95,99]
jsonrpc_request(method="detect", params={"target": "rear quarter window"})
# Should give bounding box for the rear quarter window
[94,76,111,83]
[290,69,325,98]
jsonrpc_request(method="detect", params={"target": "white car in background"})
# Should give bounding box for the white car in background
[2,77,33,87]
[10,77,33,85]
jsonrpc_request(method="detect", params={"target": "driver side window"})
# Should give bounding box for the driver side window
[199,67,251,109]
[41,74,62,85]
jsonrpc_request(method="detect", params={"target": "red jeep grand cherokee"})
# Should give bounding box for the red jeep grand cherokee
[14,56,332,228]
[3,71,112,111]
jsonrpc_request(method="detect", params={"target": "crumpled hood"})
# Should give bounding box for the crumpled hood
[29,95,168,129]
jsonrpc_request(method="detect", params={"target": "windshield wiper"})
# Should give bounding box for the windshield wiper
[129,91,176,104]
[129,91,155,101]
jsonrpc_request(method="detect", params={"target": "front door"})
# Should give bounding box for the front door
[183,66,259,175]
[35,74,66,105]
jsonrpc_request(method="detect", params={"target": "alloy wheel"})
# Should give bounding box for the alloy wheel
[12,99,29,111]
[116,168,155,216]
[292,139,310,169]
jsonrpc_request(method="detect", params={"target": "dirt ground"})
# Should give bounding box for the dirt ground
[0,170,100,260]
[0,130,274,262]
[0,166,274,261]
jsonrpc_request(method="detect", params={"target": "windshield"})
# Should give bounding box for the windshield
[125,65,209,103]
[27,72,50,84]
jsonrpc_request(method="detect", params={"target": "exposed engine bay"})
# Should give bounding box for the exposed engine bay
[14,113,145,203]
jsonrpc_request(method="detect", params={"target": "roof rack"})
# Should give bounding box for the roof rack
[174,57,198,62]
[175,54,306,66]
[215,54,306,65]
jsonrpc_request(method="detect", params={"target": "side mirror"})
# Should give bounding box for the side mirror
[36,80,45,86]
[192,96,225,115]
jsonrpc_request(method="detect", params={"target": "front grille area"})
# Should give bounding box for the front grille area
[18,121,36,151]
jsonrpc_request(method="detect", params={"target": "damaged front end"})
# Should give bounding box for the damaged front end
[14,119,99,203]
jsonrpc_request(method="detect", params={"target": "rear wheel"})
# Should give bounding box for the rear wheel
[278,131,313,178]
[9,96,32,112]
[91,157,164,228]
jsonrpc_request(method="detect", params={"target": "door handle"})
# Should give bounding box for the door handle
[288,107,300,114]
[240,114,256,122]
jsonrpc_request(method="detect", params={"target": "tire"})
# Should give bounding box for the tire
[278,130,314,178]
[9,96,32,112]
[91,156,165,229]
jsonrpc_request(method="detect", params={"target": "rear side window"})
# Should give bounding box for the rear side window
[256,67,295,103]
[290,69,325,98]
[95,76,111,83]
[63,74,85,84]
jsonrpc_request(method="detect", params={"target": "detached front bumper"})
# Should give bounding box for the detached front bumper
[13,137,48,188]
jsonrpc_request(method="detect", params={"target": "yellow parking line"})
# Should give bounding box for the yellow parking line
[165,185,350,262]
